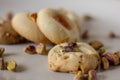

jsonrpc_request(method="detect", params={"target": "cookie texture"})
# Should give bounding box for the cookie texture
[37,8,80,44]
[48,42,99,73]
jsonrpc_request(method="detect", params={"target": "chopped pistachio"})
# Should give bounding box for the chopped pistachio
[24,45,36,54]
[103,52,119,65]
[81,30,89,39]
[101,57,109,70]
[6,60,17,71]
[89,40,104,50]
[98,47,106,56]
[36,43,47,55]
[88,70,97,80]
[0,48,5,57]
[73,71,84,80]
[0,58,4,70]
[109,31,116,38]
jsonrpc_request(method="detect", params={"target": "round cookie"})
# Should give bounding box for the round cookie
[37,8,80,44]
[0,20,26,44]
[48,42,99,73]
[12,12,50,43]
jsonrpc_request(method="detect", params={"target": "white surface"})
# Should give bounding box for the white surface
[0,0,120,80]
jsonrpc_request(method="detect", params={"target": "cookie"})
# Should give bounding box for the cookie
[0,20,26,44]
[37,8,80,44]
[12,12,50,43]
[48,42,99,73]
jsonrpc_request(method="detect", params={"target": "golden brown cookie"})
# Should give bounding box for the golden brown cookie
[48,42,99,73]
[37,8,80,44]
[0,19,26,44]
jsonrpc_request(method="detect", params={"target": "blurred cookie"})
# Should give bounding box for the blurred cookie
[37,8,80,44]
[12,12,50,43]
[0,19,26,44]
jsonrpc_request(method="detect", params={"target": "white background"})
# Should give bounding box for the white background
[0,0,120,80]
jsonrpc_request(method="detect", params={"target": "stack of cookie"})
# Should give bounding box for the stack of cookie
[12,8,81,44]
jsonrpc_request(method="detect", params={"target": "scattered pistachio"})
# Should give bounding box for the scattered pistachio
[103,52,119,65]
[101,57,109,70]
[114,51,120,63]
[114,51,120,58]
[73,71,84,80]
[84,15,93,21]
[36,43,47,55]
[109,31,116,38]
[98,47,106,56]
[81,30,89,39]
[0,58,4,70]
[6,60,17,71]
[89,40,104,50]
[88,70,97,80]
[24,45,36,54]
[0,48,5,57]
[6,12,13,20]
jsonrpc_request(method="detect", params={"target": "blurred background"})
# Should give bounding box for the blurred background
[0,1,120,80]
